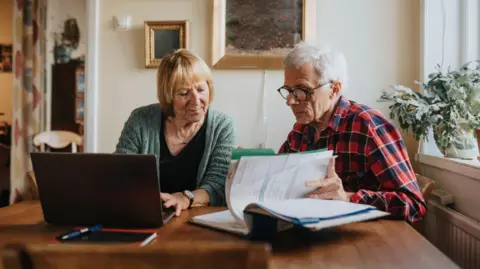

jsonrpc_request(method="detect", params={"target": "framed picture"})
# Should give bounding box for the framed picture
[76,68,85,93]
[75,96,84,124]
[212,0,316,69]
[0,44,13,73]
[144,20,189,68]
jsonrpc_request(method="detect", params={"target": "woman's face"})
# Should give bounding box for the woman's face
[172,80,210,122]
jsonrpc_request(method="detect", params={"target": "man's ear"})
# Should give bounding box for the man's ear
[330,81,342,99]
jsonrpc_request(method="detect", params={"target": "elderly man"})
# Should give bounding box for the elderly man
[277,43,426,223]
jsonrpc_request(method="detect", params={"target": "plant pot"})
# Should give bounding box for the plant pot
[476,129,480,161]
[54,44,73,64]
[445,146,478,159]
[435,129,479,160]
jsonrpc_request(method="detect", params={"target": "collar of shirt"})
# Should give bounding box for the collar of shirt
[301,95,352,145]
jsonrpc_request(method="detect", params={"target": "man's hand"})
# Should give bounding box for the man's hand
[160,192,190,216]
[305,157,354,202]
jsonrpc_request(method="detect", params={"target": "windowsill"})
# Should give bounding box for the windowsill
[418,153,480,181]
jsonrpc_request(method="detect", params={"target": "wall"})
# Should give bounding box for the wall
[418,155,480,222]
[45,0,87,130]
[96,0,420,154]
[0,0,13,124]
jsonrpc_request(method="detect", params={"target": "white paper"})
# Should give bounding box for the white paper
[189,210,249,236]
[190,150,389,235]
[228,150,333,222]
[253,198,376,220]
[303,210,390,231]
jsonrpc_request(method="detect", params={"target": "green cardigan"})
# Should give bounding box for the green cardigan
[114,104,236,206]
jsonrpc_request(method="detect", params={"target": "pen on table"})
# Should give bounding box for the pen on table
[61,224,102,240]
[140,232,157,247]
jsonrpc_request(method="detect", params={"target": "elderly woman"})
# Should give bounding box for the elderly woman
[277,43,426,223]
[115,49,235,216]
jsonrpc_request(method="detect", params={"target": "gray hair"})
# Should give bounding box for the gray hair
[283,42,348,89]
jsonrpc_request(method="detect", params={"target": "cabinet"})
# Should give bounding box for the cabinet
[51,63,85,151]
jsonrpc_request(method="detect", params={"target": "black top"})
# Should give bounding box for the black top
[159,116,207,194]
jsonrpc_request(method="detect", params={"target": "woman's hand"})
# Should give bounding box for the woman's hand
[305,157,354,202]
[160,192,190,216]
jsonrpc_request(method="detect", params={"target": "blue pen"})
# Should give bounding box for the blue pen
[61,224,102,240]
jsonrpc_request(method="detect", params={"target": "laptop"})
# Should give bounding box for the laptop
[30,152,175,228]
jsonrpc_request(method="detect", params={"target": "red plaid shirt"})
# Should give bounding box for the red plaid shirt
[279,95,427,223]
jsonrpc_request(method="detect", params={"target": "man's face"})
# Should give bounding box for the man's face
[283,63,335,125]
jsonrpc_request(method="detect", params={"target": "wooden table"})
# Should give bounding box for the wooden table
[0,201,459,269]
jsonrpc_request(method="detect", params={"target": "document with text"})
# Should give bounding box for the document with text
[189,149,389,236]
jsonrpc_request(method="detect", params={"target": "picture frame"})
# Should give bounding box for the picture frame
[75,96,84,124]
[0,44,13,73]
[212,0,316,69]
[144,20,189,68]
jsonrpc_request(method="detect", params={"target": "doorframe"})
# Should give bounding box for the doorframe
[84,0,99,152]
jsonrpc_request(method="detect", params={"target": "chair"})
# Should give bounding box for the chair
[2,242,271,269]
[26,171,39,201]
[27,131,83,200]
[33,131,83,153]
[415,173,436,203]
[411,173,436,235]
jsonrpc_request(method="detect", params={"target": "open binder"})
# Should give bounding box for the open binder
[189,148,389,238]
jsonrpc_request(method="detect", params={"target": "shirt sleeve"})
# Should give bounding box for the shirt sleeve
[349,121,427,223]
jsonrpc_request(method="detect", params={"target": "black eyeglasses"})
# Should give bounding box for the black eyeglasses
[277,82,331,101]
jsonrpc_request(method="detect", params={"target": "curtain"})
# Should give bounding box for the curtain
[10,0,46,203]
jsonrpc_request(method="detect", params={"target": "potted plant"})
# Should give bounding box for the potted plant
[380,61,480,159]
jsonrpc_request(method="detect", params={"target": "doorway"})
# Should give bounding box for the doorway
[4,0,93,205]
[0,0,14,207]
[46,0,88,151]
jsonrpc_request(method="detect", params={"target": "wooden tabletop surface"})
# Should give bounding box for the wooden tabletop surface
[0,201,460,269]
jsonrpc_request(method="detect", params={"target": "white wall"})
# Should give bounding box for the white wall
[46,0,87,61]
[95,0,420,153]
[0,0,13,124]
[46,0,87,130]
[419,156,480,222]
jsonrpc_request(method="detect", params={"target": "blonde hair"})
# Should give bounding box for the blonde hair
[157,49,214,116]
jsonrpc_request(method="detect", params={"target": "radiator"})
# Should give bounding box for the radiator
[424,194,480,269]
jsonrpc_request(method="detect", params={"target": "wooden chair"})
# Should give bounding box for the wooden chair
[415,173,436,203]
[2,242,271,269]
[411,173,436,235]
[26,171,39,201]
[27,131,82,200]
[33,131,83,153]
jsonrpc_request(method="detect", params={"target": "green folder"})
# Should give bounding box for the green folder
[231,148,276,160]
[231,148,327,160]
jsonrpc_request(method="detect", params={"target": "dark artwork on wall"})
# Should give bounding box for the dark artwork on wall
[153,30,180,59]
[144,21,189,68]
[225,0,303,56]
[0,44,13,73]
